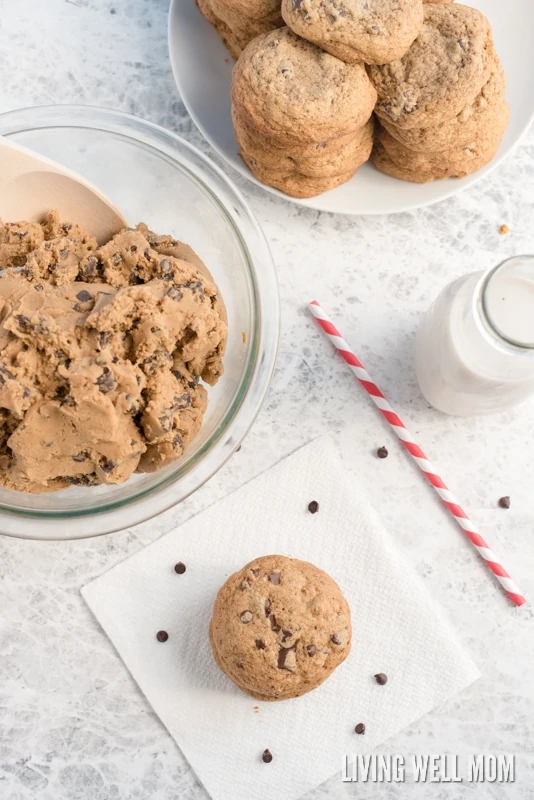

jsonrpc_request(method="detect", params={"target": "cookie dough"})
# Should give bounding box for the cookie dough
[210,555,352,700]
[0,211,227,493]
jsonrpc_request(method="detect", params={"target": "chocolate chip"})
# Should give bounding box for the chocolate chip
[240,579,250,590]
[111,253,122,266]
[262,749,273,764]
[144,248,151,259]
[374,673,388,685]
[173,393,192,410]
[269,614,280,633]
[72,452,88,463]
[331,633,342,645]
[159,258,174,274]
[499,496,511,509]
[63,223,73,232]
[377,446,389,459]
[255,639,266,650]
[252,568,260,577]
[99,331,112,348]
[355,723,365,735]
[99,457,117,473]
[16,315,30,331]
[76,290,92,302]
[174,562,186,574]
[171,369,183,382]
[264,599,272,616]
[306,644,317,656]
[96,367,115,393]
[292,0,303,8]
[308,500,319,514]
[172,434,183,449]
[129,273,144,285]
[62,395,76,407]
[240,611,253,624]
[269,572,280,585]
[167,286,183,301]
[59,249,69,260]
[130,245,138,253]
[34,284,44,292]
[156,630,169,643]
[277,642,297,671]
[281,629,292,642]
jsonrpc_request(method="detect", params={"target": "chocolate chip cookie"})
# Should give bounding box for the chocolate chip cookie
[281,0,424,65]
[210,555,352,700]
[379,55,506,152]
[196,0,245,59]
[231,27,377,147]
[372,102,509,182]
[234,107,374,178]
[368,4,493,130]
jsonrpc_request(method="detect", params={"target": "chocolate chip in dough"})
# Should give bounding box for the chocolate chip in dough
[269,572,280,585]
[306,644,317,656]
[255,639,266,650]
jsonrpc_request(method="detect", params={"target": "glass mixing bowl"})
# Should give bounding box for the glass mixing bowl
[0,105,279,539]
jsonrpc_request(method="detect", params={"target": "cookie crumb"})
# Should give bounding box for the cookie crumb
[262,749,273,763]
[377,446,389,459]
[253,705,260,713]
[498,496,511,509]
[308,500,319,514]
[242,331,247,345]
[499,224,510,235]
[354,723,366,735]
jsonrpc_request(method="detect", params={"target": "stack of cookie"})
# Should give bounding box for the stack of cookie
[369,4,509,183]
[231,27,377,198]
[197,0,282,60]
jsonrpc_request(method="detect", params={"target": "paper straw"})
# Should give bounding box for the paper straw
[309,300,526,608]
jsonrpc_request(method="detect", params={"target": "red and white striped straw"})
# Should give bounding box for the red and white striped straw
[309,300,526,607]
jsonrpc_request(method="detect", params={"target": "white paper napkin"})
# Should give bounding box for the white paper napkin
[82,437,479,800]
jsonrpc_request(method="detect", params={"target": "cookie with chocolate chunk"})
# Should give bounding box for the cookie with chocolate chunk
[209,555,352,700]
[281,0,424,65]
[372,102,509,183]
[368,4,493,130]
[231,27,377,147]
[379,55,506,153]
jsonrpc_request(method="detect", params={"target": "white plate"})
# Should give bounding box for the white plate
[169,0,534,215]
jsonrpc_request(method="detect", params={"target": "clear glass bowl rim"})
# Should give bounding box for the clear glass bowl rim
[0,104,280,539]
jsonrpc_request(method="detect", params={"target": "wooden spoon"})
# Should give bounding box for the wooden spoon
[0,138,127,245]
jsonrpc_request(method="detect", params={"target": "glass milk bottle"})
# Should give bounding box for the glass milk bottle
[415,256,534,416]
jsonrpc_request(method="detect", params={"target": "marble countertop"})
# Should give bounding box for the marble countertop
[1,1,533,798]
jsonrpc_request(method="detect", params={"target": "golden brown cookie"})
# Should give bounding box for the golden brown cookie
[379,55,506,153]
[233,107,374,178]
[210,0,283,45]
[231,27,377,147]
[196,0,244,59]
[281,0,424,65]
[240,148,359,197]
[372,105,510,182]
[368,4,494,131]
[210,555,352,700]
